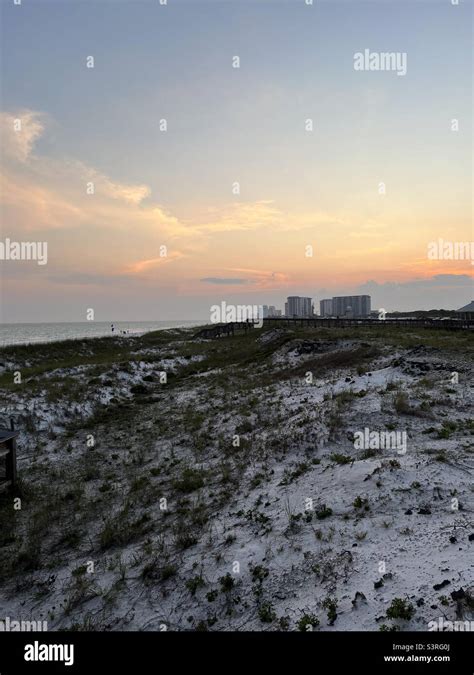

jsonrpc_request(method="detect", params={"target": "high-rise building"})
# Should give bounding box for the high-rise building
[286,296,313,317]
[320,299,333,317]
[262,305,280,318]
[332,295,371,317]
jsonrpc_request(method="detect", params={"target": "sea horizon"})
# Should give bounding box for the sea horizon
[0,320,207,347]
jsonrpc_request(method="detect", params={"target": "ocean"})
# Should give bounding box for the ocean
[0,321,206,347]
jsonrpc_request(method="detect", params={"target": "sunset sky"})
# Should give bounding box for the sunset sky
[1,0,472,322]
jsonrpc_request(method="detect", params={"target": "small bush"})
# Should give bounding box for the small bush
[316,506,333,520]
[330,453,351,465]
[258,602,276,623]
[173,467,205,494]
[394,392,410,414]
[219,573,235,592]
[297,613,320,631]
[186,575,206,596]
[322,596,338,624]
[353,496,369,510]
[437,421,457,439]
[386,598,415,620]
[251,565,269,583]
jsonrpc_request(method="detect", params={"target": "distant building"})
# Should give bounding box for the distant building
[332,295,371,318]
[286,296,313,317]
[262,305,282,318]
[456,300,474,319]
[320,299,333,317]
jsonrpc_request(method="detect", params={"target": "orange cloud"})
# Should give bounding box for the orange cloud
[125,250,185,274]
[2,107,469,299]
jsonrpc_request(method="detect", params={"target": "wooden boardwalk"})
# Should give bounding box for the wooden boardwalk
[263,317,474,330]
[194,320,260,339]
[194,316,473,339]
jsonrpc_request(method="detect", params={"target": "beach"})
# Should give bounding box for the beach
[0,323,472,631]
[0,321,205,347]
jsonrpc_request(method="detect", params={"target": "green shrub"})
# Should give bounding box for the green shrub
[330,453,351,465]
[322,597,338,623]
[386,598,415,620]
[297,613,320,631]
[316,506,333,520]
[258,602,276,623]
[219,573,235,592]
[186,575,206,595]
[251,565,269,583]
[353,496,369,510]
[172,467,205,493]
[394,392,410,414]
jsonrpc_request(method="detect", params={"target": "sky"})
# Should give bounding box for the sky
[0,0,472,322]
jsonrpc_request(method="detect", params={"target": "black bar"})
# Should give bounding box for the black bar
[0,631,472,674]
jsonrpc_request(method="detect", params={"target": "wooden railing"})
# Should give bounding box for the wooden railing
[0,429,18,491]
[263,317,474,330]
[193,316,473,339]
[193,320,261,339]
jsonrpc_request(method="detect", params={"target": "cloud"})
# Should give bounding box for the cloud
[359,274,473,292]
[200,201,281,233]
[0,109,45,162]
[200,277,249,285]
[224,268,289,289]
[2,110,311,298]
[5,107,467,316]
[0,109,185,248]
[68,161,151,205]
[356,274,473,311]
[195,201,348,235]
[47,272,112,286]
[197,269,289,291]
[0,108,349,255]
[348,219,389,239]
[126,251,185,274]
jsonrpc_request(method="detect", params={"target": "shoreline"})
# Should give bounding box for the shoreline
[0,320,205,349]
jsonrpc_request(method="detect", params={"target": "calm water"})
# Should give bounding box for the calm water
[0,321,206,347]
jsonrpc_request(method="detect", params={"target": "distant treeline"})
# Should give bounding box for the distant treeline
[387,309,459,318]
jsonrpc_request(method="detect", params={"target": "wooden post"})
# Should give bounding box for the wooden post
[0,429,19,490]
[5,437,17,487]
